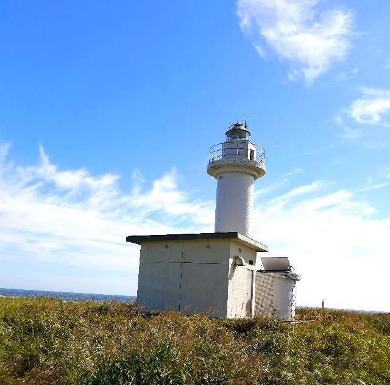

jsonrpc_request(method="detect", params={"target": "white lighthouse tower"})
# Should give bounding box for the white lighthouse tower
[207,121,266,237]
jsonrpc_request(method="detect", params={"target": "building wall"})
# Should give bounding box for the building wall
[137,262,181,311]
[226,240,258,318]
[254,272,297,321]
[140,239,231,264]
[181,263,229,316]
[137,239,231,317]
[229,241,258,266]
[254,272,276,317]
[272,275,297,321]
[227,266,253,318]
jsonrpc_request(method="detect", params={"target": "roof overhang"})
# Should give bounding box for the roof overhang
[126,232,268,252]
[258,256,301,280]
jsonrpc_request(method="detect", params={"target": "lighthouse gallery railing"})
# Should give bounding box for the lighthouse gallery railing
[209,142,266,167]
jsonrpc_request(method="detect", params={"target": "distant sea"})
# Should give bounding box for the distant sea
[0,287,136,303]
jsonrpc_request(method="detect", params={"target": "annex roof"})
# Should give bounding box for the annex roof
[126,232,268,252]
[261,257,291,271]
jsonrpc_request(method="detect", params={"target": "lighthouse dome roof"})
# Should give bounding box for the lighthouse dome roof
[225,122,251,137]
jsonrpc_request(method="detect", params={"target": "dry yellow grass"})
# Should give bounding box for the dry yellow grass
[0,297,389,384]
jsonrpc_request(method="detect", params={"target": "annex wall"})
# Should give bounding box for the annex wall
[137,239,231,317]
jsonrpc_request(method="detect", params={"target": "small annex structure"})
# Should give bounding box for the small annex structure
[256,257,300,321]
[127,121,300,319]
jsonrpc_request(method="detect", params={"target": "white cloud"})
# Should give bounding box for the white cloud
[0,144,214,276]
[253,43,266,58]
[334,67,358,81]
[237,0,353,84]
[347,88,390,125]
[339,126,361,140]
[255,168,302,198]
[254,181,390,312]
[360,177,390,192]
[267,180,325,205]
[1,145,389,311]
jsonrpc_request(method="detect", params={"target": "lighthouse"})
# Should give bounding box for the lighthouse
[127,120,300,319]
[207,121,266,236]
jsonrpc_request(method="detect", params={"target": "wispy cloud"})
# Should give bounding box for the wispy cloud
[267,180,325,206]
[254,181,390,312]
[333,67,358,82]
[0,144,214,274]
[334,88,390,147]
[255,168,302,198]
[360,177,390,192]
[302,139,345,155]
[339,126,361,140]
[347,88,390,125]
[237,0,354,84]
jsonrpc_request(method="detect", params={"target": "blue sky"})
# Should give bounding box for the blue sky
[0,0,389,311]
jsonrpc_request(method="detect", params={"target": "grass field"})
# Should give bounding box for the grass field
[0,297,389,384]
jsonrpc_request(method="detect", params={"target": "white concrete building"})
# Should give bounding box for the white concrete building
[127,121,300,319]
[127,232,267,318]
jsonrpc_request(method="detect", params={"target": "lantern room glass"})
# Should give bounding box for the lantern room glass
[226,129,249,141]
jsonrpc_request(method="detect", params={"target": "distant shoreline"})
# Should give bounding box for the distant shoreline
[0,287,135,303]
[0,288,387,314]
[295,306,388,315]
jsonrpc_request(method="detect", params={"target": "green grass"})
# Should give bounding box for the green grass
[0,297,389,384]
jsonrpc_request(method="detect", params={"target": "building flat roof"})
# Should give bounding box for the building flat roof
[126,232,268,252]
